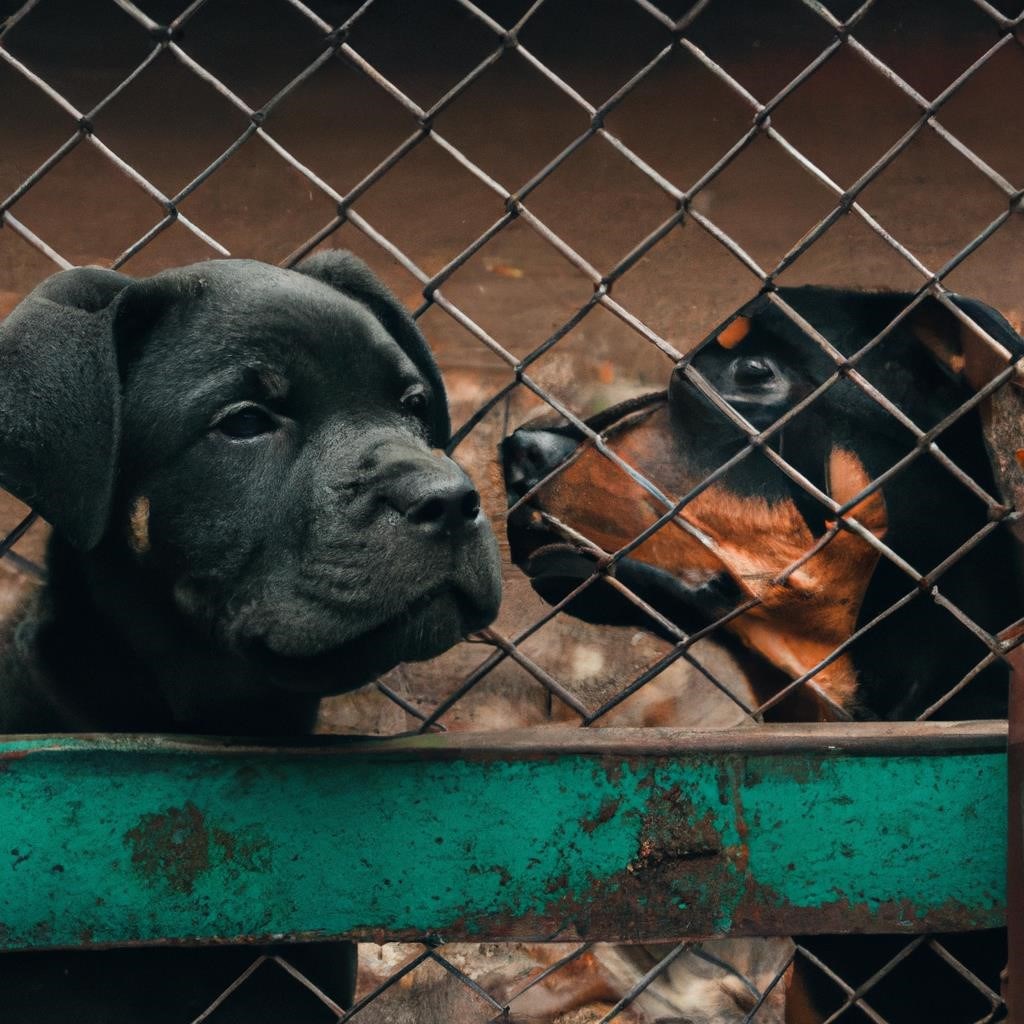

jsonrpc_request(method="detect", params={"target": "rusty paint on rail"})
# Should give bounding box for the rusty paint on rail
[0,723,1007,950]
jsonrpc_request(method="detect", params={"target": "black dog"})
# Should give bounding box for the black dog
[504,286,1023,723]
[502,286,1022,1022]
[0,252,502,1022]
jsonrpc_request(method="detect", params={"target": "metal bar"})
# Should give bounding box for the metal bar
[1009,648,1024,1021]
[0,723,1007,951]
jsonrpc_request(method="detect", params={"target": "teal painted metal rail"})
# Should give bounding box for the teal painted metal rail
[0,722,1006,951]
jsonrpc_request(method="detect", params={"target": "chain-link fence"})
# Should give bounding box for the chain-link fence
[2,0,1023,1021]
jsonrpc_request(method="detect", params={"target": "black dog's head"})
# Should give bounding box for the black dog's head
[502,287,1024,720]
[0,252,501,701]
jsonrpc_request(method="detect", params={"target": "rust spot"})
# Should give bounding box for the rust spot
[545,872,569,894]
[124,806,271,893]
[1015,448,1024,469]
[717,316,751,349]
[211,826,270,880]
[728,888,988,937]
[25,921,53,945]
[730,770,751,874]
[581,797,620,834]
[632,786,722,872]
[124,801,210,894]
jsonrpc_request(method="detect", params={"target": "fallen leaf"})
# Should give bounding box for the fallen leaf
[486,261,524,279]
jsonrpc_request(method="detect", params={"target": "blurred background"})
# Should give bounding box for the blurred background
[4,0,1022,740]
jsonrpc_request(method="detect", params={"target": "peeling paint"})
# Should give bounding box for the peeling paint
[0,726,1007,950]
[125,802,211,894]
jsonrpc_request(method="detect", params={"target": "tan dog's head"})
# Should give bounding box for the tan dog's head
[503,287,1024,721]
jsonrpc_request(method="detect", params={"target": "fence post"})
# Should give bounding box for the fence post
[1009,649,1024,1021]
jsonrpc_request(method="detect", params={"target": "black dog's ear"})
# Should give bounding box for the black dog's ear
[112,270,197,343]
[0,267,134,551]
[296,250,451,444]
[907,293,1024,392]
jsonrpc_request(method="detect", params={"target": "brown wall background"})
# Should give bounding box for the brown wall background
[2,0,1023,735]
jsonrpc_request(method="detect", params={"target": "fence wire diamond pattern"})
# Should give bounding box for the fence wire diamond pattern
[1,0,1021,1020]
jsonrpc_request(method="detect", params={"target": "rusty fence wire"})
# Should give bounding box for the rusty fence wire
[2,0,1023,1021]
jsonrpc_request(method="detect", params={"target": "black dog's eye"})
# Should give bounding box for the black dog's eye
[731,356,777,387]
[401,384,428,418]
[215,405,277,439]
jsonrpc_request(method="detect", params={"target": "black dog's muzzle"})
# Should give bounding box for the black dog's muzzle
[382,457,483,538]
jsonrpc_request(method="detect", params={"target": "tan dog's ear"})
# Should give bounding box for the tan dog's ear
[813,447,888,611]
[824,447,887,542]
[740,449,887,716]
[908,295,1024,561]
[907,294,1024,393]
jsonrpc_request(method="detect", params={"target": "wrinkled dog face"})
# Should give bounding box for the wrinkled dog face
[0,255,501,699]
[111,259,502,693]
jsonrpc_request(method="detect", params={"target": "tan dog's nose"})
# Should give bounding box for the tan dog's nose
[501,426,579,502]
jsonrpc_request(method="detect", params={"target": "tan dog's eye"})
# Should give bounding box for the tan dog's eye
[731,356,776,387]
[214,404,277,439]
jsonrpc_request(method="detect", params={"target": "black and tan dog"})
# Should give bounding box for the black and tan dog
[503,286,1023,1022]
[0,252,501,1022]
[504,286,1024,724]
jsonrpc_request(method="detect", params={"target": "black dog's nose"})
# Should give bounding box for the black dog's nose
[387,468,482,535]
[406,478,481,532]
[501,427,579,502]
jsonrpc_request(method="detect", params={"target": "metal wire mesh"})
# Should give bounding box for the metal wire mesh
[1,0,1021,1019]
